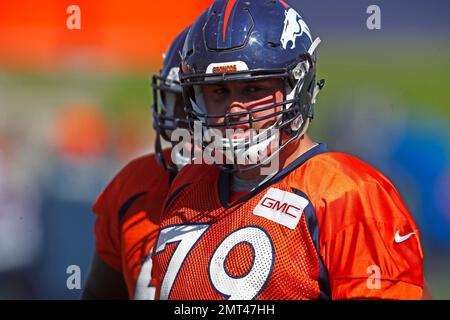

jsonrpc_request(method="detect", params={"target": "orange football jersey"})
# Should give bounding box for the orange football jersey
[151,143,424,300]
[93,149,174,299]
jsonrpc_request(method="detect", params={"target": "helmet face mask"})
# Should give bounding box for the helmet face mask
[182,54,319,173]
[151,27,191,172]
[180,0,324,173]
[152,71,186,142]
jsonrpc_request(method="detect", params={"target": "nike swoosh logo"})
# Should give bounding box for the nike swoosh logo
[395,231,415,243]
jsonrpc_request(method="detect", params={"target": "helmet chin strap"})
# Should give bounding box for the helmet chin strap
[205,122,279,165]
[226,125,278,164]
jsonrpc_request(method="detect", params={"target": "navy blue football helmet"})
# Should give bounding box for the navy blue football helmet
[180,0,324,172]
[152,27,190,172]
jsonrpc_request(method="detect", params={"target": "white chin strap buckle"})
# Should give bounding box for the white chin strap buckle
[290,115,303,131]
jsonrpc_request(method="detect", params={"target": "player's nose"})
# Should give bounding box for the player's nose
[225,102,250,126]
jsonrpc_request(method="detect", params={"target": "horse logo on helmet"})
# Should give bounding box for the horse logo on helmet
[280,8,312,50]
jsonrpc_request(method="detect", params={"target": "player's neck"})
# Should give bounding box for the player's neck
[234,134,317,181]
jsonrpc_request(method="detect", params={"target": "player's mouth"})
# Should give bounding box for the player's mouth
[228,124,252,139]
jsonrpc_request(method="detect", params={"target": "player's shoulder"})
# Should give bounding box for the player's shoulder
[291,151,392,187]
[288,151,408,221]
[115,152,168,188]
[310,151,391,186]
[169,162,218,194]
[94,151,171,212]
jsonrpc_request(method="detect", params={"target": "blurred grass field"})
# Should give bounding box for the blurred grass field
[2,39,449,123]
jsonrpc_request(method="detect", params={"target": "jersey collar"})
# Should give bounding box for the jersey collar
[217,142,328,208]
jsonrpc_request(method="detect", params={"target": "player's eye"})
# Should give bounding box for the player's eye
[214,86,228,95]
[245,86,260,93]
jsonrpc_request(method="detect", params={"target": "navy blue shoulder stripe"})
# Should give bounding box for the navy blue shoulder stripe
[163,183,192,211]
[118,192,147,223]
[292,188,331,300]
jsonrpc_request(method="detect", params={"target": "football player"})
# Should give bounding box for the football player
[82,27,190,299]
[150,0,425,299]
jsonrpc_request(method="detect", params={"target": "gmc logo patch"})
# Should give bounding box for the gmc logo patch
[260,197,301,218]
[253,188,309,229]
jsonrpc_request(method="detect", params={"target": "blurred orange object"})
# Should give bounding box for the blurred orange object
[0,0,214,71]
[54,104,108,158]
